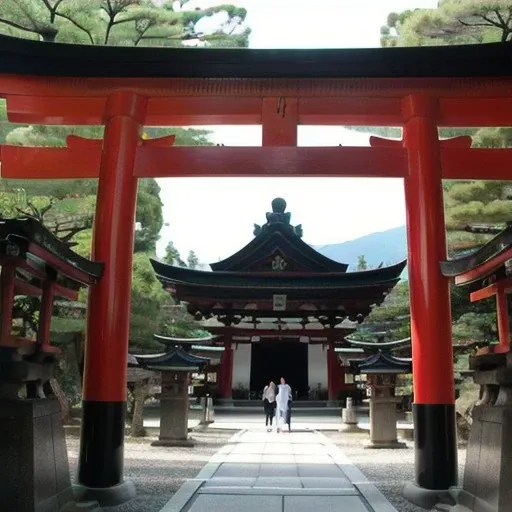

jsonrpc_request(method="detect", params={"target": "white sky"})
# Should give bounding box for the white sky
[156,0,438,263]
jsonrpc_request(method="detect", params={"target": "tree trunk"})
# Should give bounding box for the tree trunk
[49,378,71,425]
[131,382,147,437]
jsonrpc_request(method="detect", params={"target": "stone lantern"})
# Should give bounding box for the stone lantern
[352,350,412,449]
[136,343,208,447]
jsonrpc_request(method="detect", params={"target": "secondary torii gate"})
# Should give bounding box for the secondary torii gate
[0,34,511,506]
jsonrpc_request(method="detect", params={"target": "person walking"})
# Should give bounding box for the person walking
[262,381,276,431]
[276,377,292,433]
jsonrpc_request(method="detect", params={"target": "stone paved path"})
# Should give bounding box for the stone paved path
[160,429,398,512]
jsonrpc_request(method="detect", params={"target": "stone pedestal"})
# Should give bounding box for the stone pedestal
[152,371,194,447]
[340,397,361,432]
[0,397,82,512]
[199,396,215,425]
[449,353,512,512]
[366,395,405,448]
[365,375,405,449]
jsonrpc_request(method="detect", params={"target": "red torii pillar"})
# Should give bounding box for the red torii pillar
[402,95,457,494]
[76,92,146,502]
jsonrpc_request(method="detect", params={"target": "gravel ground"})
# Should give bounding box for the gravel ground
[323,431,467,512]
[66,430,238,512]
[66,429,467,512]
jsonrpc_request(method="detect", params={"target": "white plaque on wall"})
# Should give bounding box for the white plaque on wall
[273,294,287,311]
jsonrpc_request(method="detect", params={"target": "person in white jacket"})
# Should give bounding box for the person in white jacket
[276,377,292,433]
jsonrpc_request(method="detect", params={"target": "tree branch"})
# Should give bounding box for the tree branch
[0,17,39,35]
[482,14,503,29]
[459,20,494,28]
[494,9,506,27]
[55,12,95,44]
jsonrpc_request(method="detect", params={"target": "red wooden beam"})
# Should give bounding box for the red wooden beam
[262,97,297,146]
[54,283,79,301]
[14,279,41,296]
[439,98,512,127]
[470,277,512,302]
[455,247,512,286]
[496,289,511,353]
[134,146,407,178]
[299,97,402,126]
[29,243,97,285]
[5,90,512,127]
[38,281,54,348]
[0,263,16,346]
[1,142,511,181]
[0,144,101,179]
[442,148,512,180]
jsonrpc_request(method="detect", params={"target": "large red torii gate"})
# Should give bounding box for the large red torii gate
[1,34,511,506]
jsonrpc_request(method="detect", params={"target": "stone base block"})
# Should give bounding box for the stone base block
[339,423,363,433]
[73,480,136,507]
[152,437,195,447]
[453,403,512,512]
[403,481,454,510]
[0,397,78,512]
[364,440,407,449]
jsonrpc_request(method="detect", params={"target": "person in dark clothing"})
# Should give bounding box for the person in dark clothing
[285,399,292,432]
[262,381,276,431]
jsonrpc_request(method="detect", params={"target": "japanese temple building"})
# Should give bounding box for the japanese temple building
[151,198,406,401]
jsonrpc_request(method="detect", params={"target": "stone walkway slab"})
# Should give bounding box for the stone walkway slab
[159,429,398,512]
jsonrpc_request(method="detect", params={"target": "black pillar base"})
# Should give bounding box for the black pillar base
[73,481,136,508]
[413,403,458,490]
[77,400,135,505]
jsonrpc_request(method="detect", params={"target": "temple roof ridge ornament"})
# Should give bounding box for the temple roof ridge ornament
[211,199,347,272]
[253,198,303,238]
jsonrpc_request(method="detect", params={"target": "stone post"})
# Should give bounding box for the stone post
[450,352,512,512]
[0,357,84,511]
[365,374,406,449]
[341,396,361,432]
[152,371,193,447]
[130,381,148,437]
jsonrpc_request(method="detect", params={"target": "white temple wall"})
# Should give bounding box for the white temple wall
[233,343,251,389]
[308,344,328,390]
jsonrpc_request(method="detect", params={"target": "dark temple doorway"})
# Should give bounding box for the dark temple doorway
[250,340,308,399]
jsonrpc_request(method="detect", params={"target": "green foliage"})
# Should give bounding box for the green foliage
[135,179,163,253]
[0,0,249,47]
[163,240,185,266]
[129,252,173,350]
[186,250,199,269]
[362,281,411,339]
[381,0,512,47]
[161,304,208,338]
[356,255,368,271]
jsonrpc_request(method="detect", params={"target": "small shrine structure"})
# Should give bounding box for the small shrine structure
[0,218,103,511]
[151,198,406,403]
[135,336,209,447]
[352,350,412,449]
[439,225,512,512]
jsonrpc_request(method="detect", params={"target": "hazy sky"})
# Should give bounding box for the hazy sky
[155,0,437,264]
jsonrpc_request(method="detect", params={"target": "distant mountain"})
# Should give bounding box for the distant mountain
[315,225,408,274]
